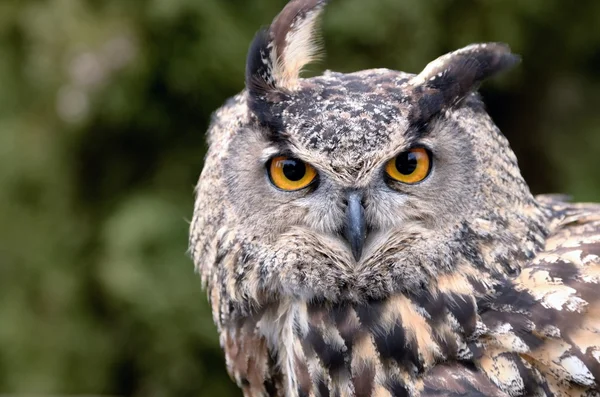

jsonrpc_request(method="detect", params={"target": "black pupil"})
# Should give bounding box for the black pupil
[395,151,418,175]
[282,159,306,181]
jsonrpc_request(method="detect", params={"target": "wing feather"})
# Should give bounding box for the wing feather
[477,199,600,395]
[421,364,509,396]
[223,319,283,397]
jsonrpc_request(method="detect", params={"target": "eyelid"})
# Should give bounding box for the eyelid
[261,146,284,163]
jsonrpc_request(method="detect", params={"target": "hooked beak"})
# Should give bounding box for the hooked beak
[343,192,367,262]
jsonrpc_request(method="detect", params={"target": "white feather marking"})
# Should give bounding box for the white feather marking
[539,325,561,338]
[273,9,323,90]
[560,355,595,386]
[541,288,588,312]
[257,302,301,396]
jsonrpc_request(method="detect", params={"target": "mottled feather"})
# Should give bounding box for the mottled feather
[189,1,600,396]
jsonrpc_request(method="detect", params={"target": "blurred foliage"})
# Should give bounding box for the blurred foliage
[0,0,599,396]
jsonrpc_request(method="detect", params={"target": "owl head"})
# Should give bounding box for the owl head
[190,0,548,322]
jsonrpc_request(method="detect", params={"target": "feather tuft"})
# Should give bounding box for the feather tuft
[246,0,328,96]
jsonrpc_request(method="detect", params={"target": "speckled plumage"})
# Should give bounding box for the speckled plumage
[189,1,600,396]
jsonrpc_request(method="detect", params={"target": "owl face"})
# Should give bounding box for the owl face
[226,69,483,261]
[190,0,547,309]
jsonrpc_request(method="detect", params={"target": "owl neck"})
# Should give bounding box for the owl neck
[220,201,553,396]
[243,284,490,396]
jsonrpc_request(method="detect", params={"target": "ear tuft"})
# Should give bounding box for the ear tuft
[246,0,327,96]
[409,43,521,121]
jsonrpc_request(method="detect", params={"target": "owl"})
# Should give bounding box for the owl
[189,1,600,396]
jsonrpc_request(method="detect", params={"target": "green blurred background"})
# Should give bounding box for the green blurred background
[0,0,599,396]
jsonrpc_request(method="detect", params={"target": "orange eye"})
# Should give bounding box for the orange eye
[385,147,431,184]
[268,156,317,191]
